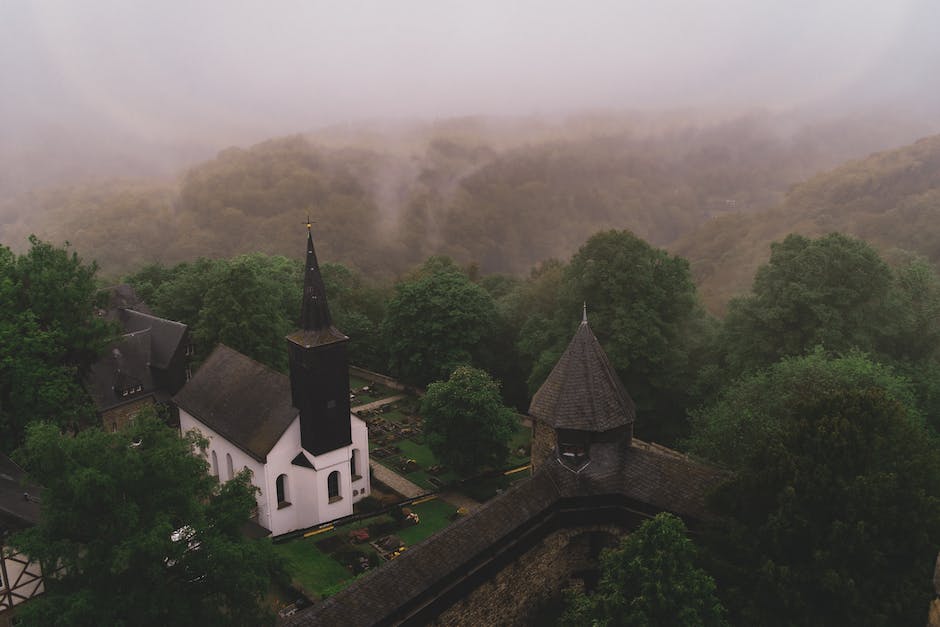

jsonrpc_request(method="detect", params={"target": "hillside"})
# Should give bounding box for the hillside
[0,112,932,283]
[674,134,940,313]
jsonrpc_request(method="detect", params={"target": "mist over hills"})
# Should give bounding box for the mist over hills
[676,133,940,312]
[2,109,937,300]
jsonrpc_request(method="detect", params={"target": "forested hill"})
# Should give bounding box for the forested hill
[0,112,932,285]
[675,134,940,313]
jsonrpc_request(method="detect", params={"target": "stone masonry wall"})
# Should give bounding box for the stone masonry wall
[530,420,556,472]
[433,524,623,627]
[101,397,155,432]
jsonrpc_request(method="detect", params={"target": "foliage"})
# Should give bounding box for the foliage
[382,259,498,386]
[11,412,281,627]
[0,237,112,452]
[420,366,517,474]
[705,388,940,626]
[721,233,893,376]
[686,349,922,468]
[561,513,727,627]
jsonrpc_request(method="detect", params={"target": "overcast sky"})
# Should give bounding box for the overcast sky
[2,0,938,147]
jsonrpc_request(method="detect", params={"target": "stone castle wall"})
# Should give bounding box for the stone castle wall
[432,524,623,627]
[530,420,556,472]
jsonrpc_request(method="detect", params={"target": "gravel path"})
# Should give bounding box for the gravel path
[351,394,407,413]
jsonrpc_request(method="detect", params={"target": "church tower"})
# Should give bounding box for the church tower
[286,223,353,455]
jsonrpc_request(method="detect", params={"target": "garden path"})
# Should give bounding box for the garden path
[370,460,425,499]
[352,394,407,413]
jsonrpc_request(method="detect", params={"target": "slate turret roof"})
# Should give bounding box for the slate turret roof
[173,345,297,462]
[528,310,636,432]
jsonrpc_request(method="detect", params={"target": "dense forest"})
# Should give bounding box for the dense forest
[2,111,935,309]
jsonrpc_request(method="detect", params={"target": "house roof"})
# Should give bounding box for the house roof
[173,344,297,463]
[100,283,154,320]
[119,309,188,370]
[0,454,41,533]
[85,329,157,412]
[285,439,725,627]
[528,316,636,431]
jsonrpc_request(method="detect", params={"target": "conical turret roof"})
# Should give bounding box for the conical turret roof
[528,311,635,431]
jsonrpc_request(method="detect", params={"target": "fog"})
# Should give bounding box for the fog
[2,0,940,191]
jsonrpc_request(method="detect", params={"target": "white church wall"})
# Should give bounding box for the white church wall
[350,415,371,501]
[178,409,267,527]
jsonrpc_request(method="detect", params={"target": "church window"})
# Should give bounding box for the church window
[351,449,362,480]
[328,471,341,503]
[276,474,290,508]
[185,366,192,381]
[226,453,234,480]
[211,450,219,477]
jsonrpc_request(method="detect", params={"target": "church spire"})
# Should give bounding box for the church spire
[299,220,333,331]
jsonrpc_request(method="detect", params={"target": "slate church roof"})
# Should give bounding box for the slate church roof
[173,344,297,463]
[529,309,636,432]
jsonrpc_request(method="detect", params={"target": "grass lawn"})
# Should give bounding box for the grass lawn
[397,498,460,545]
[272,536,353,597]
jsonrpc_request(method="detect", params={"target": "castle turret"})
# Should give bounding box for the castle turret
[528,305,635,471]
[286,223,352,455]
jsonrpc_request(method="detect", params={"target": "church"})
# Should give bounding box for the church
[174,225,370,537]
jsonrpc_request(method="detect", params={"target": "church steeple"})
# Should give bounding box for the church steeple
[299,221,333,331]
[287,222,352,455]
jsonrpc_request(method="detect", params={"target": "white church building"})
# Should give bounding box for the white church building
[174,226,370,536]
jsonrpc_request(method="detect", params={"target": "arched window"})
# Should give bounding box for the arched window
[276,474,290,508]
[328,471,341,503]
[210,450,219,477]
[226,453,234,480]
[350,449,361,480]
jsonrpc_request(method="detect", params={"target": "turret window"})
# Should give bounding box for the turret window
[557,429,591,471]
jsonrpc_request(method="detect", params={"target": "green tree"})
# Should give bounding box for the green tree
[722,233,893,376]
[382,259,498,386]
[420,366,517,474]
[561,513,727,627]
[686,349,922,468]
[704,388,940,626]
[194,256,296,371]
[11,412,282,627]
[320,262,389,372]
[0,238,112,452]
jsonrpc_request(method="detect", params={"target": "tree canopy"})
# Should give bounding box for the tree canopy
[0,237,112,452]
[562,513,727,627]
[382,259,498,386]
[721,233,893,376]
[686,349,922,468]
[420,366,517,474]
[11,412,281,627]
[704,387,940,626]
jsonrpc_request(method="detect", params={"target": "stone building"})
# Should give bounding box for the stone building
[174,226,370,536]
[286,308,723,626]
